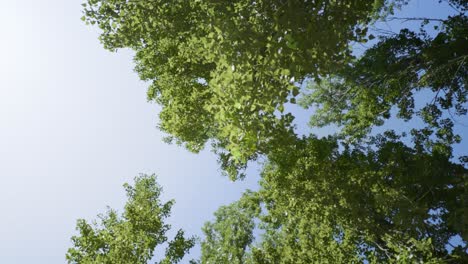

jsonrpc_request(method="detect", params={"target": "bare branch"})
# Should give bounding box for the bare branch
[386,17,445,23]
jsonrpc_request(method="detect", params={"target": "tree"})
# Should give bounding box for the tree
[81,0,396,179]
[201,135,468,263]
[66,174,195,264]
[301,1,468,156]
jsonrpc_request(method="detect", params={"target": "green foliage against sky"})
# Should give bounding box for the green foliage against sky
[79,0,468,262]
[302,8,468,155]
[202,135,467,263]
[201,190,260,264]
[81,0,467,178]
[81,0,398,179]
[66,174,195,264]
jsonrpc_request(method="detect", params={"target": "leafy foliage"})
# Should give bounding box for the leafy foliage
[80,0,468,262]
[81,0,396,179]
[201,191,260,264]
[301,8,468,155]
[66,174,195,264]
[201,136,468,263]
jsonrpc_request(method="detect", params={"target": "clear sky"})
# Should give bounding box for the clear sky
[0,0,465,263]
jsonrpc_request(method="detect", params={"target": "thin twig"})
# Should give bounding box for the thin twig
[386,17,445,22]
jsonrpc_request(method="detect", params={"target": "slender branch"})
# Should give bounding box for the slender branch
[446,241,458,249]
[447,107,468,127]
[370,26,398,36]
[386,17,445,23]
[443,0,464,14]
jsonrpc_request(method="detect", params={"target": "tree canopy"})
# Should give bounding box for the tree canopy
[82,0,467,177]
[66,174,195,264]
[80,0,468,262]
[302,6,468,156]
[81,0,406,179]
[201,135,467,263]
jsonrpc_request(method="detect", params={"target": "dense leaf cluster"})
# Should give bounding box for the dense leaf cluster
[202,135,467,263]
[67,175,195,264]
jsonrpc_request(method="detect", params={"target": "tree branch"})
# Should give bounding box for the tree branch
[386,17,445,23]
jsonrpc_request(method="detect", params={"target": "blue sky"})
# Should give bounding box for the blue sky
[0,0,465,263]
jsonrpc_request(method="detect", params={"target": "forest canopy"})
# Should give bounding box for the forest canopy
[78,0,468,262]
